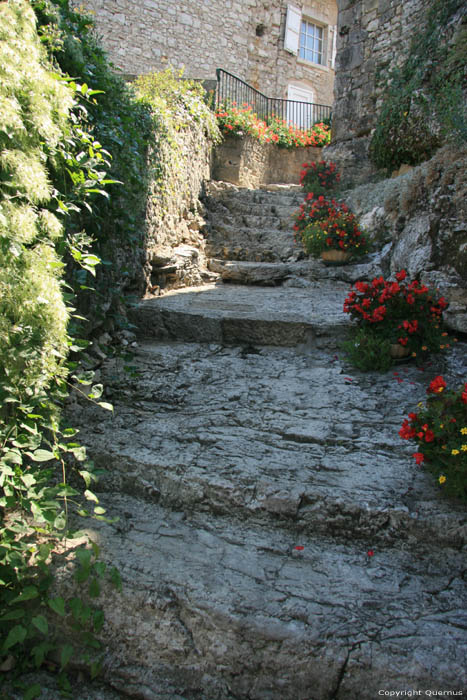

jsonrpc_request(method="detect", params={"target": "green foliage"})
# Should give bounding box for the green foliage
[32,0,153,333]
[370,0,466,171]
[0,0,118,687]
[400,377,467,501]
[342,329,393,373]
[134,67,220,229]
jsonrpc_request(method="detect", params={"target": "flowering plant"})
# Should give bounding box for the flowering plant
[343,270,450,367]
[399,376,467,501]
[293,196,368,258]
[266,118,331,148]
[299,160,340,195]
[215,103,331,148]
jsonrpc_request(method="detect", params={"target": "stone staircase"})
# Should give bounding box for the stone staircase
[67,182,467,699]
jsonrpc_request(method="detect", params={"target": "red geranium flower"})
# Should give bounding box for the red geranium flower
[427,376,447,394]
[413,452,425,465]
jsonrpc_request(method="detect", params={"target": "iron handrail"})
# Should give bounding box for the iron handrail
[215,68,332,128]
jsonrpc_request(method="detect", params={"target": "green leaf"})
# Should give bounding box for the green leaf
[60,643,74,670]
[76,548,92,568]
[3,624,27,651]
[93,609,104,633]
[98,402,113,412]
[0,608,25,621]
[109,567,122,592]
[31,615,48,635]
[32,640,53,668]
[28,449,56,463]
[53,511,67,530]
[89,577,100,598]
[2,451,22,465]
[47,597,66,617]
[9,585,38,604]
[84,489,99,503]
[23,683,42,700]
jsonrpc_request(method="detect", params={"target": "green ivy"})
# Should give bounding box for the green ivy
[133,67,220,242]
[370,0,466,172]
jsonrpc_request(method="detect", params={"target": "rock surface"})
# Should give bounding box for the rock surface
[60,180,467,699]
[51,178,467,700]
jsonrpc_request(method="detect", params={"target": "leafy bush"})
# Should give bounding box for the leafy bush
[400,377,467,501]
[215,103,331,148]
[342,270,452,370]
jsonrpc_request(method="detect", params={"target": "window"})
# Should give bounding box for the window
[284,5,336,69]
[299,20,323,65]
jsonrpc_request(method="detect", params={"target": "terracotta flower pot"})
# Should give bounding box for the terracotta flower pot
[320,249,351,265]
[390,343,411,359]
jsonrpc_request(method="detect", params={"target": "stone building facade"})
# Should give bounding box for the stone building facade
[77,0,337,108]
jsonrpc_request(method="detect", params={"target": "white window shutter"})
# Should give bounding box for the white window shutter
[284,4,301,55]
[330,24,337,68]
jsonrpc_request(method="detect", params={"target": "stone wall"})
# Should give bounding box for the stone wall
[212,135,322,187]
[326,0,432,186]
[76,0,336,107]
[144,121,217,293]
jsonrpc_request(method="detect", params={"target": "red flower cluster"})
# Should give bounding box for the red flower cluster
[428,376,447,394]
[343,272,448,355]
[400,376,467,500]
[399,414,435,443]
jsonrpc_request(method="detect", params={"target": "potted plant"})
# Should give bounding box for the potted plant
[299,160,340,196]
[293,196,369,264]
[399,376,467,501]
[342,270,451,370]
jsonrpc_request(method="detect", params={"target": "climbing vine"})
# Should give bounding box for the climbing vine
[369,0,466,172]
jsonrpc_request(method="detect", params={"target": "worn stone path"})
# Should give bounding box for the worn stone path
[66,183,466,699]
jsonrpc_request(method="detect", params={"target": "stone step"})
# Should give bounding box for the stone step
[70,340,467,550]
[205,228,300,263]
[207,257,386,286]
[74,494,466,699]
[208,213,291,230]
[131,282,351,347]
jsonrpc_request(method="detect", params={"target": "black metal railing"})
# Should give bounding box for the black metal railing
[215,68,332,128]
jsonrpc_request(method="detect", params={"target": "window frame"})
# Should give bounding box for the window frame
[299,18,324,66]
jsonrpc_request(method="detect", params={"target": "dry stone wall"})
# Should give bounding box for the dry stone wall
[212,135,323,187]
[76,0,336,106]
[144,120,216,293]
[327,0,431,186]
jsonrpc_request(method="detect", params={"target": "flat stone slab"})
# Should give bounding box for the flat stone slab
[66,496,467,699]
[132,282,351,347]
[70,341,467,549]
